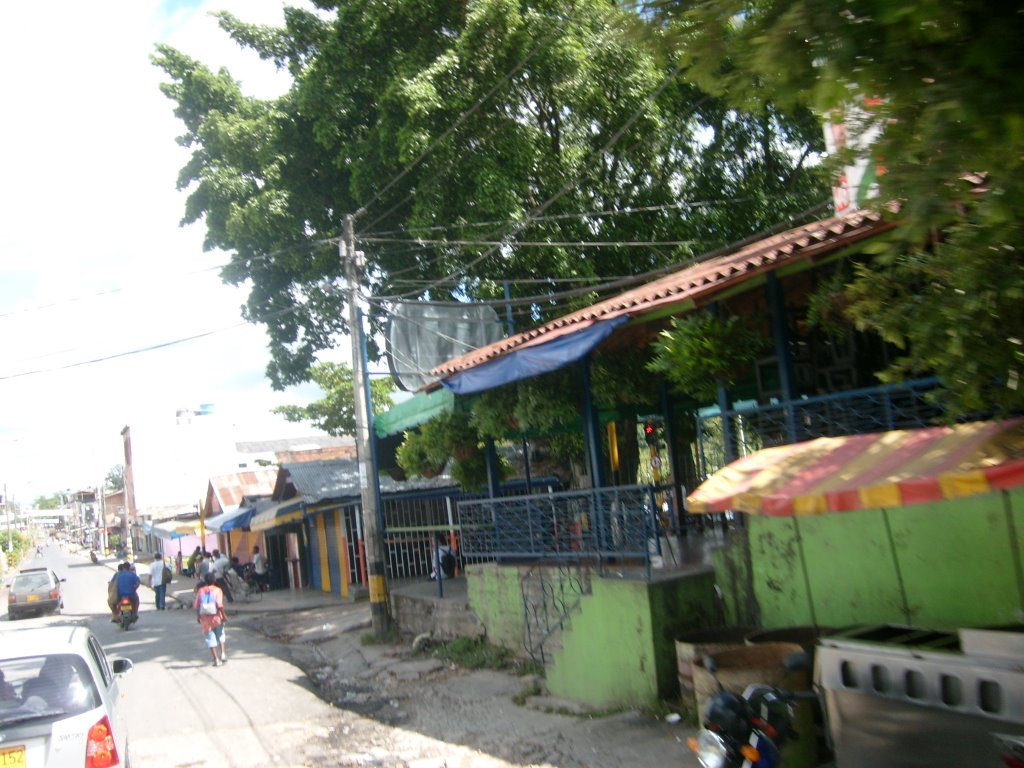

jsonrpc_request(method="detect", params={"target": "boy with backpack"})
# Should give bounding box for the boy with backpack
[194,572,228,666]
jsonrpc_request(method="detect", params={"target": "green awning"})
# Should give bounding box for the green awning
[375,388,456,437]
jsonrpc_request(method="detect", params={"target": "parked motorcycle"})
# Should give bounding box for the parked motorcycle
[688,652,819,768]
[117,596,136,631]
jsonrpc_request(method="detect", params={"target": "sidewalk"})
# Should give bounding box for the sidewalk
[95,553,352,615]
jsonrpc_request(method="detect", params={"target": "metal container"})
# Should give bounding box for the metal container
[816,624,1024,767]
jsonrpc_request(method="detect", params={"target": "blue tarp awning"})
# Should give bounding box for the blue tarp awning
[206,506,256,533]
[441,317,629,395]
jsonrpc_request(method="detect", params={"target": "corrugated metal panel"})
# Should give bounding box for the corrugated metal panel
[431,209,893,378]
[282,459,458,505]
[209,468,279,511]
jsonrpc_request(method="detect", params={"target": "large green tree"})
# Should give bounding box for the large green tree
[273,362,396,436]
[640,0,1024,416]
[154,0,827,389]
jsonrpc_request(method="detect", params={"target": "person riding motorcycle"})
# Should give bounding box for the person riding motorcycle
[113,561,141,623]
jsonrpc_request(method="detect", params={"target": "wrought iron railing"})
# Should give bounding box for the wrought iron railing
[521,562,590,665]
[457,484,662,575]
[697,378,942,478]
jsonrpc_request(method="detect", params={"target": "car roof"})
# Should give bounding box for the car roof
[17,567,49,574]
[0,625,90,657]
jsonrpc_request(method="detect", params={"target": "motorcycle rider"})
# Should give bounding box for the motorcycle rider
[114,560,141,622]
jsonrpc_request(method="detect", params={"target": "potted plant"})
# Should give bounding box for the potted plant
[647,312,765,402]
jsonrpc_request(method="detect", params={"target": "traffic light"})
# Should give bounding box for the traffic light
[644,421,658,446]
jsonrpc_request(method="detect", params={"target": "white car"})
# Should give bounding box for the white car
[0,625,133,767]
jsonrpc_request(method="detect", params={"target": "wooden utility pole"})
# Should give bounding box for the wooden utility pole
[343,214,391,636]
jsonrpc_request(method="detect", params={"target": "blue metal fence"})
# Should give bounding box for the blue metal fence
[697,378,942,478]
[457,484,661,574]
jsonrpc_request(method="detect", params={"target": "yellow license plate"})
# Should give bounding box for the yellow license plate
[26,595,39,602]
[0,745,26,768]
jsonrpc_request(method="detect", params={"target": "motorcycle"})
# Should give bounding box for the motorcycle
[688,652,820,768]
[89,549,99,564]
[117,596,136,631]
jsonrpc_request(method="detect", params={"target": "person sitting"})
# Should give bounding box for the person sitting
[21,657,93,714]
[0,669,17,702]
[430,534,457,581]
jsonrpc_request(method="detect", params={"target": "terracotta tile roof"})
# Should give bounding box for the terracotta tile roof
[431,209,894,379]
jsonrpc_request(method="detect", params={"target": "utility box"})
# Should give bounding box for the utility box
[815,625,1024,767]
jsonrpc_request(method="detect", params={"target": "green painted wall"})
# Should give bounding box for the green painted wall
[547,578,657,708]
[645,571,719,699]
[714,490,1024,631]
[468,561,718,708]
[465,563,527,650]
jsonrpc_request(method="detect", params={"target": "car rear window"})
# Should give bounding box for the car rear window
[0,654,100,718]
[12,573,51,591]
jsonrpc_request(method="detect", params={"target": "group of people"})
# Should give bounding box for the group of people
[184,546,270,601]
[103,545,268,668]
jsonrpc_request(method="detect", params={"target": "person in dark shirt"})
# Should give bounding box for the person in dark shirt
[115,561,141,621]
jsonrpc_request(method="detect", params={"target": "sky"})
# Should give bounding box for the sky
[0,1,339,508]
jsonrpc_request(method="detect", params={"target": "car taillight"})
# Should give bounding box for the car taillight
[49,589,60,599]
[6,594,13,604]
[85,716,119,767]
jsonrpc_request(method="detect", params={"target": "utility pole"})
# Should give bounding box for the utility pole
[4,482,10,553]
[120,426,137,563]
[343,213,391,636]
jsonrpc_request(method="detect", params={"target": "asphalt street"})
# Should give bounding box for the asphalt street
[2,543,346,767]
[3,544,702,768]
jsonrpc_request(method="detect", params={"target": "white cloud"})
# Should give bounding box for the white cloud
[0,1,343,505]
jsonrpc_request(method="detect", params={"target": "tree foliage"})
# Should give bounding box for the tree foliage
[273,362,396,437]
[32,493,64,511]
[641,0,1024,416]
[153,0,827,389]
[105,465,125,492]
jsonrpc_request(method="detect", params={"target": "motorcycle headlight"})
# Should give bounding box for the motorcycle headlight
[694,729,729,768]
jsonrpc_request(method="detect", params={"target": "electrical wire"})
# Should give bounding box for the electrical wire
[354,15,572,233]
[397,62,694,300]
[363,197,751,239]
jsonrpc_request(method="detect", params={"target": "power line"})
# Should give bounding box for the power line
[362,197,752,239]
[360,236,699,248]
[399,62,694,300]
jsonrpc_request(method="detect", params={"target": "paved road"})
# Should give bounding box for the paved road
[3,543,344,767]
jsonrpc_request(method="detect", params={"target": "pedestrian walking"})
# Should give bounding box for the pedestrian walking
[149,553,170,610]
[252,545,269,591]
[186,546,202,577]
[193,572,228,666]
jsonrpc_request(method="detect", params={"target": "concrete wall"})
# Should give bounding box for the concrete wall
[714,489,1024,630]
[467,561,718,708]
[465,562,529,651]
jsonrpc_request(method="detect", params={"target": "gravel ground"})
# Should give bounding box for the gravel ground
[238,606,700,768]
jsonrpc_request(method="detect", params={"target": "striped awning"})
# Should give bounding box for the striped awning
[249,500,304,531]
[686,418,1024,516]
[149,518,203,540]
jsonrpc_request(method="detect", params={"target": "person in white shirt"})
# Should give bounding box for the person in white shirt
[252,546,269,591]
[211,549,234,603]
[149,553,170,610]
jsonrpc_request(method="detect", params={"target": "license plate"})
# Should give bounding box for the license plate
[26,595,39,602]
[0,745,26,768]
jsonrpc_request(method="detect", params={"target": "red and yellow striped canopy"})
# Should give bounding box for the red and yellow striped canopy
[686,418,1024,516]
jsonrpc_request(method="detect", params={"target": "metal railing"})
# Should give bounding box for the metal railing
[698,378,942,478]
[457,484,662,575]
